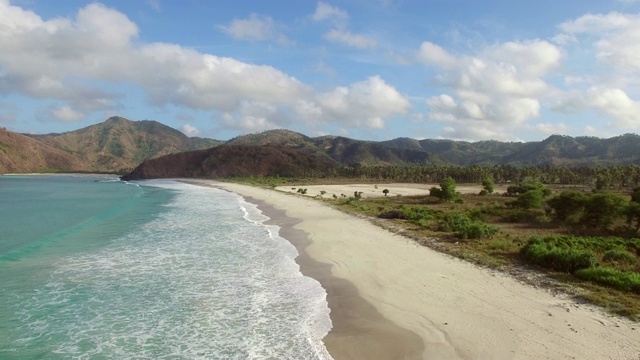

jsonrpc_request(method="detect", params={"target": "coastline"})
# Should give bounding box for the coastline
[186,180,640,360]
[242,195,425,359]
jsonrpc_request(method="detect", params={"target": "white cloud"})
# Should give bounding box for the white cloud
[221,103,282,133]
[440,123,517,142]
[0,1,414,133]
[324,29,377,49]
[51,105,84,122]
[533,122,568,135]
[311,2,377,50]
[584,125,598,135]
[417,42,456,68]
[586,87,640,128]
[219,14,290,44]
[556,12,640,72]
[181,123,200,137]
[311,2,348,25]
[305,75,410,128]
[418,40,560,140]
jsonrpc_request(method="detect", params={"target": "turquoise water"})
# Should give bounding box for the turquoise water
[0,175,332,359]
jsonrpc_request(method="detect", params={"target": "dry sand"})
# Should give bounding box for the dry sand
[275,182,511,198]
[189,180,640,360]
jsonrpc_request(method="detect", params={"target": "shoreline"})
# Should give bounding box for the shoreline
[242,195,425,359]
[185,180,640,360]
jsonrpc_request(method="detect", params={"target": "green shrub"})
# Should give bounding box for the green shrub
[417,219,430,228]
[437,212,470,232]
[575,267,640,293]
[603,248,637,266]
[455,222,499,239]
[521,237,598,273]
[503,209,531,222]
[401,207,434,222]
[437,212,498,239]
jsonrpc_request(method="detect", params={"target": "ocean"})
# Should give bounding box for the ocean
[0,175,332,359]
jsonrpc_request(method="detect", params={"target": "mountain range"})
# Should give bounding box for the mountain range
[2,116,640,176]
[0,116,220,174]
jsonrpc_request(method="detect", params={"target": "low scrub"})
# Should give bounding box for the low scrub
[400,206,434,222]
[575,267,640,293]
[521,237,599,273]
[437,212,499,240]
[603,248,637,266]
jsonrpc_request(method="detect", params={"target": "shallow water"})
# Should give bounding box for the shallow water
[0,176,332,359]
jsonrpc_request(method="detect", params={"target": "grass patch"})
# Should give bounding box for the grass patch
[521,237,599,273]
[575,267,640,293]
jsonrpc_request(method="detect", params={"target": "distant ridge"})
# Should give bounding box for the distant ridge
[3,116,640,176]
[0,116,221,174]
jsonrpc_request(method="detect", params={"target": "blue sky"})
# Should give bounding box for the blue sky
[1,0,640,141]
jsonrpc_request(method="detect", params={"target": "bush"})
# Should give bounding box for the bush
[437,212,498,239]
[575,267,640,293]
[603,248,637,266]
[401,207,434,222]
[521,237,599,273]
[509,189,545,209]
[455,222,499,239]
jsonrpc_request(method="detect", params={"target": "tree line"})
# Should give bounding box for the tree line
[322,164,640,189]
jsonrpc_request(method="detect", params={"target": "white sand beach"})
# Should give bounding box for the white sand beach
[189,180,640,360]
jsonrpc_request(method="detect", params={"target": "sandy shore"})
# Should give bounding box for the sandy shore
[188,180,640,360]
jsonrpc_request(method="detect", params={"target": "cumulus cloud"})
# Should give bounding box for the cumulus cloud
[311,1,348,25]
[50,105,84,122]
[301,76,410,128]
[311,1,377,49]
[556,12,640,72]
[418,40,561,140]
[181,123,200,137]
[546,11,640,132]
[586,87,640,127]
[0,1,409,133]
[219,14,290,44]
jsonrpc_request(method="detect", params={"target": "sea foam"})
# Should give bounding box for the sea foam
[7,180,333,359]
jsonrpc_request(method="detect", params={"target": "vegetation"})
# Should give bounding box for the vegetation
[429,176,458,202]
[309,180,640,320]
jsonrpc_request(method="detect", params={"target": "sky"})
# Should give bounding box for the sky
[1,0,640,142]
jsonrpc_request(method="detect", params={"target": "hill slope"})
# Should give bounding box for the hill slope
[2,116,221,173]
[0,128,84,173]
[121,145,336,180]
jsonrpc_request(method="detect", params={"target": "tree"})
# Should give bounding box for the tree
[631,186,640,203]
[383,189,389,196]
[481,177,495,194]
[511,189,545,209]
[594,174,611,192]
[580,192,628,230]
[547,191,588,223]
[430,176,457,202]
[625,202,640,232]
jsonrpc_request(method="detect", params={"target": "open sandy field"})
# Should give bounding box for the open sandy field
[275,182,511,198]
[188,180,640,360]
